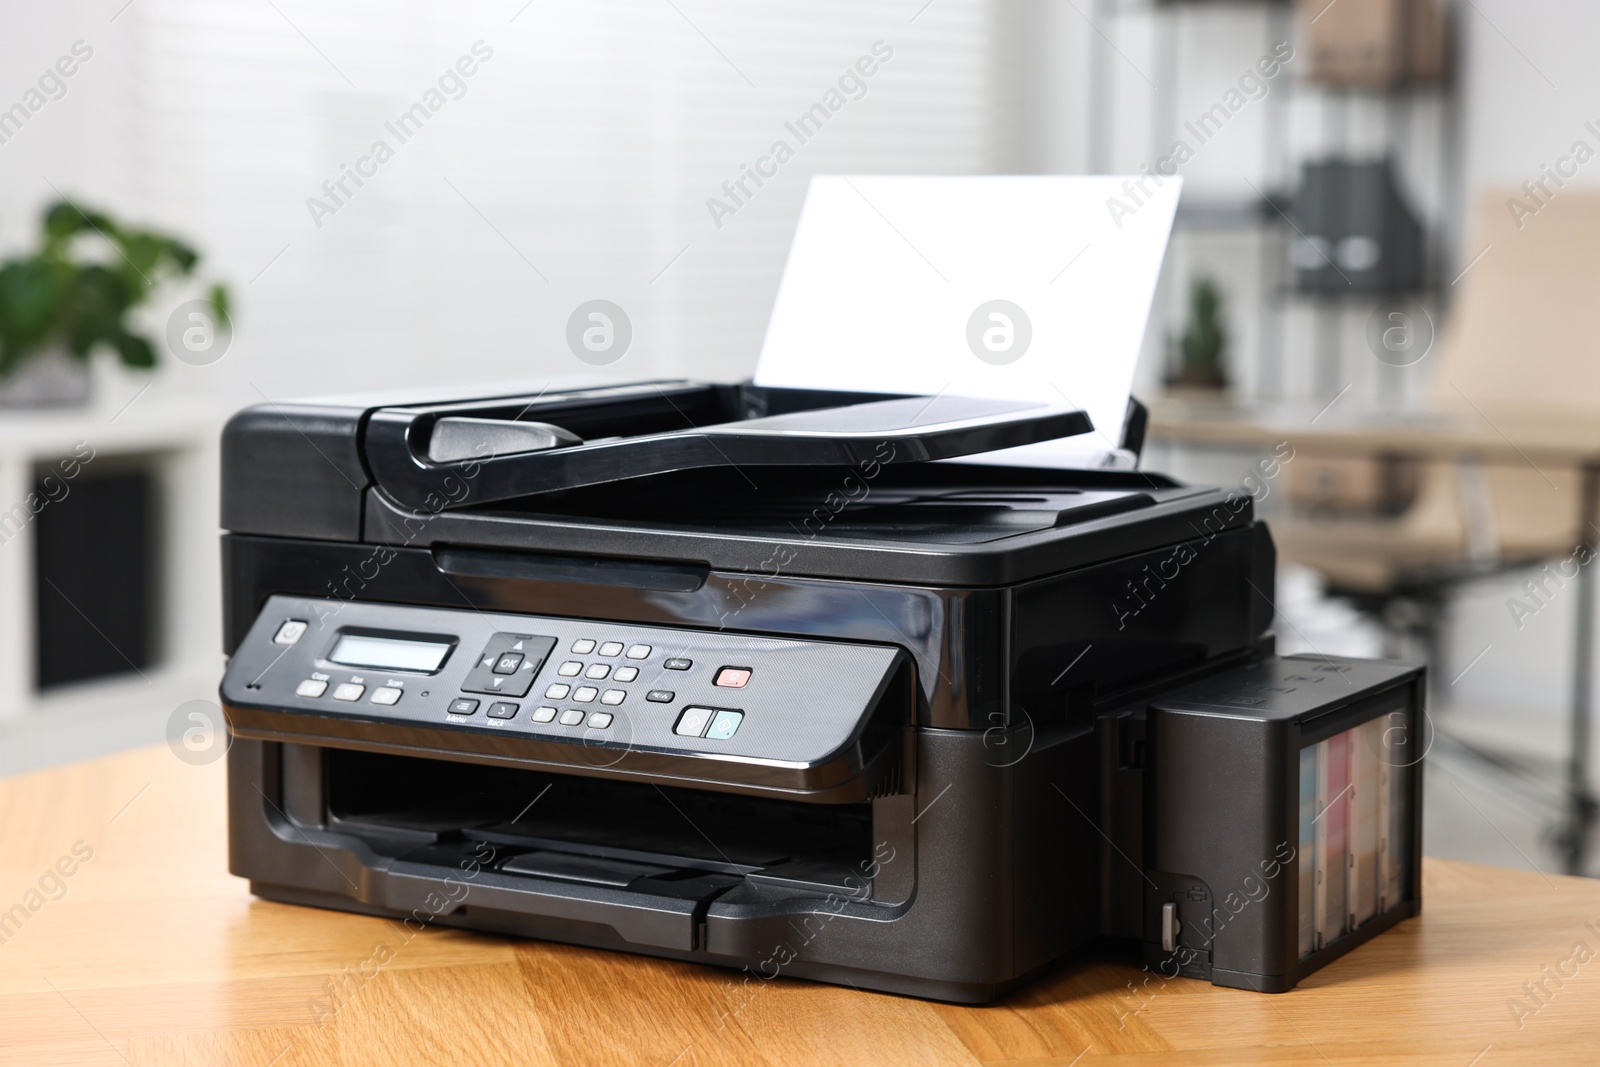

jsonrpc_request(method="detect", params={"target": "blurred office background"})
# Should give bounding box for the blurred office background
[0,0,1594,874]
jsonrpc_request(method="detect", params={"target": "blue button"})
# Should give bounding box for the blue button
[706,710,743,740]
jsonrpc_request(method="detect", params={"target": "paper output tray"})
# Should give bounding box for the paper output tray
[361,381,1093,511]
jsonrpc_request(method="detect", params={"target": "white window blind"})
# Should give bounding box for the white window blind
[3,0,1003,400]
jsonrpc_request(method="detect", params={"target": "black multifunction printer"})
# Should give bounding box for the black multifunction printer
[219,381,1423,1002]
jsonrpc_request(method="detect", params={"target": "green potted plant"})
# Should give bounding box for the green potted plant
[1166,276,1229,391]
[0,199,230,408]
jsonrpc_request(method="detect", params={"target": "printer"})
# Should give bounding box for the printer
[219,380,1424,1002]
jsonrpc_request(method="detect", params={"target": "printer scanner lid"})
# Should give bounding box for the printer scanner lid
[360,380,1094,512]
[221,379,1250,586]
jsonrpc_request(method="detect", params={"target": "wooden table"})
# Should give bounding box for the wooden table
[1,745,1597,1066]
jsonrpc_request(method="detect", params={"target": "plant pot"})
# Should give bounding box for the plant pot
[1163,369,1229,392]
[0,350,93,409]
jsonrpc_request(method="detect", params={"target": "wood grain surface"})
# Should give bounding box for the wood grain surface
[0,744,1595,1066]
[1145,395,1600,465]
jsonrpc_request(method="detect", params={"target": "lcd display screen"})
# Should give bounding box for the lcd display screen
[328,634,452,673]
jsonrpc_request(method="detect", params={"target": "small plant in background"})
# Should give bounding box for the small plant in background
[0,199,230,380]
[1167,275,1228,390]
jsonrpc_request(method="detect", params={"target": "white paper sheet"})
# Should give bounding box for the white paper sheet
[754,175,1181,468]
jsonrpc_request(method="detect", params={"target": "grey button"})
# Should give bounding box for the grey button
[626,644,651,659]
[450,697,480,715]
[486,702,518,719]
[571,639,596,654]
[598,641,624,657]
[647,690,674,703]
[573,686,598,703]
[614,666,639,683]
[493,653,524,675]
[587,712,613,729]
[585,663,610,680]
[332,683,365,702]
[274,620,308,645]
[664,658,692,671]
[558,709,585,726]
[557,661,582,677]
[544,683,571,700]
[531,705,557,723]
[674,706,713,737]
[600,689,625,706]
[370,687,402,706]
[295,678,328,698]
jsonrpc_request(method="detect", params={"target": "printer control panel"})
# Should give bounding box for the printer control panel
[222,595,905,768]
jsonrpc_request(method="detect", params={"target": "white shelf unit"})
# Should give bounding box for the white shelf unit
[0,385,227,776]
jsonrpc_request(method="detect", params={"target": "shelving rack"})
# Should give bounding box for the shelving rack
[1086,0,1465,406]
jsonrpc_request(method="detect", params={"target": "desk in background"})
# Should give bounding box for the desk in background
[0,744,1597,1065]
[1148,395,1600,877]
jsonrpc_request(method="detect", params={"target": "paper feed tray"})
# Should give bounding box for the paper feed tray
[360,381,1092,511]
